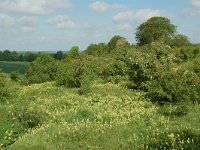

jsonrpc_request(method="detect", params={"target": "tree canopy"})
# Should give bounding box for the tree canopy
[135,17,177,45]
[67,46,79,58]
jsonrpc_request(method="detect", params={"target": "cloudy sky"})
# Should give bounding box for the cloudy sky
[0,0,200,51]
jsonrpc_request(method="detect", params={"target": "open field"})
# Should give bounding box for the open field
[0,61,29,74]
[0,81,200,149]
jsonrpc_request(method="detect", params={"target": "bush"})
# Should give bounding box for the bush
[78,72,94,95]
[10,99,47,128]
[10,71,20,81]
[26,54,57,84]
[168,34,191,48]
[56,58,84,88]
[144,66,200,104]
[0,72,10,102]
[101,60,128,84]
[173,46,200,63]
[124,43,168,89]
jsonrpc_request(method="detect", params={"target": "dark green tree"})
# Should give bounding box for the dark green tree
[54,51,65,60]
[24,52,37,62]
[135,17,176,45]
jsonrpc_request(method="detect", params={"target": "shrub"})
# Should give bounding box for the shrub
[173,46,200,63]
[10,99,47,128]
[85,43,108,56]
[100,60,128,84]
[124,44,163,89]
[78,75,92,95]
[144,66,200,104]
[56,58,84,88]
[26,54,57,84]
[0,72,10,102]
[10,71,20,81]
[168,34,191,48]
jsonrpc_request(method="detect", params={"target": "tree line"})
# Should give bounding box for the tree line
[0,50,67,62]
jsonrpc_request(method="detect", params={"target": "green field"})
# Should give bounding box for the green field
[0,61,29,74]
[0,82,200,149]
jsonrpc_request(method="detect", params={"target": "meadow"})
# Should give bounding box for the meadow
[0,81,200,149]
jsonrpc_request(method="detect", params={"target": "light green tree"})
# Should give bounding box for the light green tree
[67,46,79,58]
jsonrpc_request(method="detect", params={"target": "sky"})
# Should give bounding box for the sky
[0,0,200,51]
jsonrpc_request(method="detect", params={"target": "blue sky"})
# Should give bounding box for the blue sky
[0,0,200,51]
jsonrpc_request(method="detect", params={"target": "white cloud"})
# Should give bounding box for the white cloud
[112,23,133,32]
[19,16,37,32]
[89,1,126,12]
[0,0,72,15]
[48,15,78,30]
[113,9,163,23]
[189,0,200,8]
[0,14,15,28]
[19,16,37,26]
[186,0,200,16]
[111,9,166,33]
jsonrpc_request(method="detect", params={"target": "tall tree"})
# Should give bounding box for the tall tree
[135,17,176,45]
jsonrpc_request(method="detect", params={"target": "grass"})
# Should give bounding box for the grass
[0,61,29,74]
[0,81,200,149]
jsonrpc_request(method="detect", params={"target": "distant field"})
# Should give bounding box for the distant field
[0,61,30,74]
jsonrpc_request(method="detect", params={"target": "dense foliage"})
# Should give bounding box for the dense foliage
[0,50,67,62]
[0,72,10,102]
[135,17,176,45]
[26,54,58,84]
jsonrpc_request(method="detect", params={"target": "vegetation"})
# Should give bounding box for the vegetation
[135,17,176,45]
[0,50,67,62]
[0,61,29,74]
[26,54,58,84]
[0,16,200,149]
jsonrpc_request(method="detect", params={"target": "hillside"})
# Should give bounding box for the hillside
[0,16,200,149]
[0,82,200,149]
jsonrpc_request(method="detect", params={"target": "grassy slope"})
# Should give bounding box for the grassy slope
[0,82,200,149]
[0,61,29,74]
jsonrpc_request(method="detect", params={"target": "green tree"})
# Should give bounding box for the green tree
[135,17,176,45]
[24,52,37,62]
[26,54,57,84]
[2,50,11,61]
[108,35,128,52]
[85,43,108,56]
[67,46,79,58]
[54,51,65,60]
[168,34,191,47]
